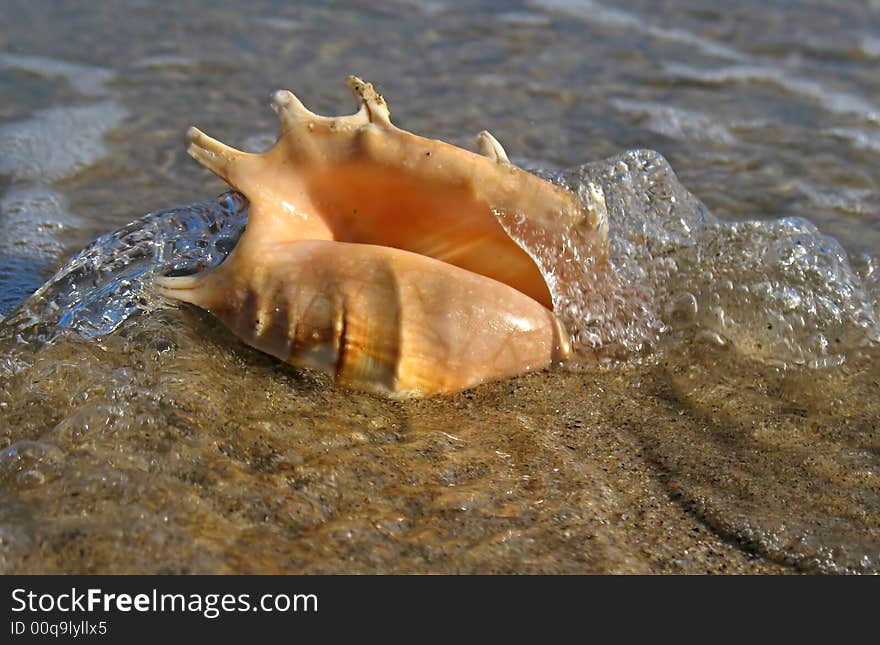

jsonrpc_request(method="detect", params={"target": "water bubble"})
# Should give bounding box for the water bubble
[47,404,124,443]
[695,329,727,346]
[669,291,698,324]
[0,441,64,489]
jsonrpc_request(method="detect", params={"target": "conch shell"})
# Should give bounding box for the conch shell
[157,77,607,397]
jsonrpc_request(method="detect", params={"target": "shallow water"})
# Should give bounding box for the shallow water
[1,0,878,573]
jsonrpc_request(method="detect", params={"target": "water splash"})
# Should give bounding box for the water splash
[1,191,247,343]
[0,52,114,98]
[505,149,879,367]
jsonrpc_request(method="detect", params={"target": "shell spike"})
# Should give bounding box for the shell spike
[154,272,213,308]
[154,272,201,290]
[270,89,316,124]
[345,76,391,125]
[185,127,259,188]
[476,130,510,163]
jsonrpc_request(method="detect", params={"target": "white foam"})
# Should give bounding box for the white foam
[792,180,879,216]
[525,150,880,366]
[499,11,552,27]
[664,62,880,124]
[0,54,124,318]
[528,0,747,61]
[0,53,113,97]
[257,18,302,31]
[0,185,80,257]
[528,1,880,126]
[862,35,880,58]
[402,0,447,14]
[132,55,200,71]
[824,127,880,154]
[473,73,509,89]
[610,98,737,144]
[0,101,127,183]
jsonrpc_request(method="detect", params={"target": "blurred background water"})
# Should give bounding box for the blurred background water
[0,0,878,573]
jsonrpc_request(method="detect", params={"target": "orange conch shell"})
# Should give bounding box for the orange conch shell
[157,77,607,397]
